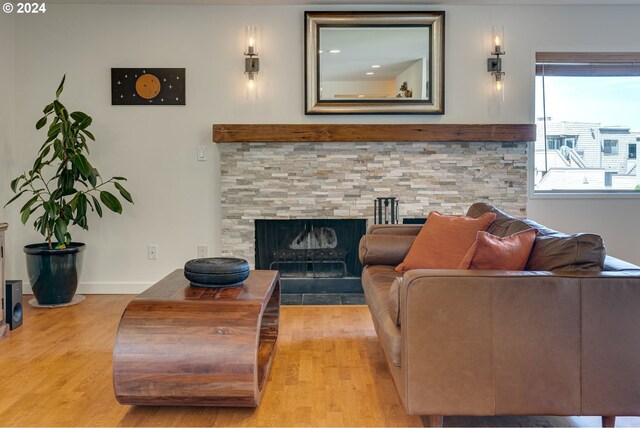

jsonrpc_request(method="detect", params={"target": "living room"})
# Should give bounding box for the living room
[1,0,640,427]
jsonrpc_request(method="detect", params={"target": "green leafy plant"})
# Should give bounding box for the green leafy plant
[5,75,133,249]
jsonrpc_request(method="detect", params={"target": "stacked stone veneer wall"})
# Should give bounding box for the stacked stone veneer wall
[220,141,529,265]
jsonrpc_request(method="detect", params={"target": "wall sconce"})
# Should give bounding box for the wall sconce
[244,25,259,101]
[487,25,505,100]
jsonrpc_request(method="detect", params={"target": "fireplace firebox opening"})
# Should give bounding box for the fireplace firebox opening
[255,219,367,294]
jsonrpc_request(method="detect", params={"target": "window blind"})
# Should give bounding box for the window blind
[536,52,640,76]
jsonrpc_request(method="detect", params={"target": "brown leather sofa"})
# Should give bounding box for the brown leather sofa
[359,202,640,427]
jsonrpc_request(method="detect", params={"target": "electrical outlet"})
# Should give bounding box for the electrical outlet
[197,245,208,258]
[148,244,158,260]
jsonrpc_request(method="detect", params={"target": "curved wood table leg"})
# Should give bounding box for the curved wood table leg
[113,270,280,407]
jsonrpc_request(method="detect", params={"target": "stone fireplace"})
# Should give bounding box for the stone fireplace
[219,140,529,269]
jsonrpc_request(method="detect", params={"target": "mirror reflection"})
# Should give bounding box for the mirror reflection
[318,27,430,101]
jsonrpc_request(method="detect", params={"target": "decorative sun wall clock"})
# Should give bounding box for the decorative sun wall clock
[111,68,185,105]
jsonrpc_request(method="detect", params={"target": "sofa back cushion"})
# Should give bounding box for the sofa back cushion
[466,202,606,271]
[458,229,537,271]
[396,211,496,272]
[526,234,606,271]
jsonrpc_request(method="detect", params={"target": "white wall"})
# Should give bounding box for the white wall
[0,13,16,278]
[4,4,640,293]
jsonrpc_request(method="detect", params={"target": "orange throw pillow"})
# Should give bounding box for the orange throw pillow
[395,211,496,272]
[457,229,537,270]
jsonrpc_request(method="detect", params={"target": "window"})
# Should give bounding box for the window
[547,136,576,150]
[535,52,640,194]
[603,140,619,155]
[547,137,562,150]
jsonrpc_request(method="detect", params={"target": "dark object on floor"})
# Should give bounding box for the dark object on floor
[184,257,250,287]
[24,243,85,305]
[5,280,23,330]
[281,293,366,306]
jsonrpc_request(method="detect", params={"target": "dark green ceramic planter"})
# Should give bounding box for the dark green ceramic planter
[24,243,85,305]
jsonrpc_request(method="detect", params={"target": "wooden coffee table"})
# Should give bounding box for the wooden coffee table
[113,269,280,407]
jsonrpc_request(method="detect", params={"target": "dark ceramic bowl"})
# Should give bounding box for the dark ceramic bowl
[184,257,250,288]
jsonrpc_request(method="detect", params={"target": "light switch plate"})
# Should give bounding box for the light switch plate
[197,145,207,161]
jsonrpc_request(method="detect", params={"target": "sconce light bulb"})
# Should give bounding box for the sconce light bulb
[496,80,502,91]
[491,25,505,54]
[245,25,258,55]
[245,73,257,102]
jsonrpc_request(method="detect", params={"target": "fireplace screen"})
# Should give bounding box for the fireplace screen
[255,219,367,279]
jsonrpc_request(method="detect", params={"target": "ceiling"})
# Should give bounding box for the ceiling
[41,0,640,5]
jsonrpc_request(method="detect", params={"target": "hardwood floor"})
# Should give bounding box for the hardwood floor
[0,296,419,427]
[1,295,639,427]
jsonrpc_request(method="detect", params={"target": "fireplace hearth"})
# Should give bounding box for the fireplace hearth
[255,219,367,293]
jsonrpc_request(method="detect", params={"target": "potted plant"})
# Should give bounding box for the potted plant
[5,75,133,305]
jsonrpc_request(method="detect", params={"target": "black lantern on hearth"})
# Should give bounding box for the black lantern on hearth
[374,197,399,224]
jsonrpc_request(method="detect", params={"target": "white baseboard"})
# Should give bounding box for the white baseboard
[21,282,153,295]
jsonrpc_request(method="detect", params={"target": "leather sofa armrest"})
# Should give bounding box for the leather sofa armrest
[359,234,415,266]
[395,269,640,416]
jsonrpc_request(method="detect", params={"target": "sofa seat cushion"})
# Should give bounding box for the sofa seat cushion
[362,265,403,367]
[396,211,496,272]
[467,202,605,271]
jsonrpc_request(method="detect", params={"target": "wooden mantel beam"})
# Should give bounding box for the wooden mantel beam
[212,124,536,144]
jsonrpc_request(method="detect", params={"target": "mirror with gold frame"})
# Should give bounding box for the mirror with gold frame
[305,11,445,115]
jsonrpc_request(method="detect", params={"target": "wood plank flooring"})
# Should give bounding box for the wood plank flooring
[1,295,639,427]
[0,296,419,427]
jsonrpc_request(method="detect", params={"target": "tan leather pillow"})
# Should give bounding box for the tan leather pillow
[395,211,497,272]
[458,229,536,270]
